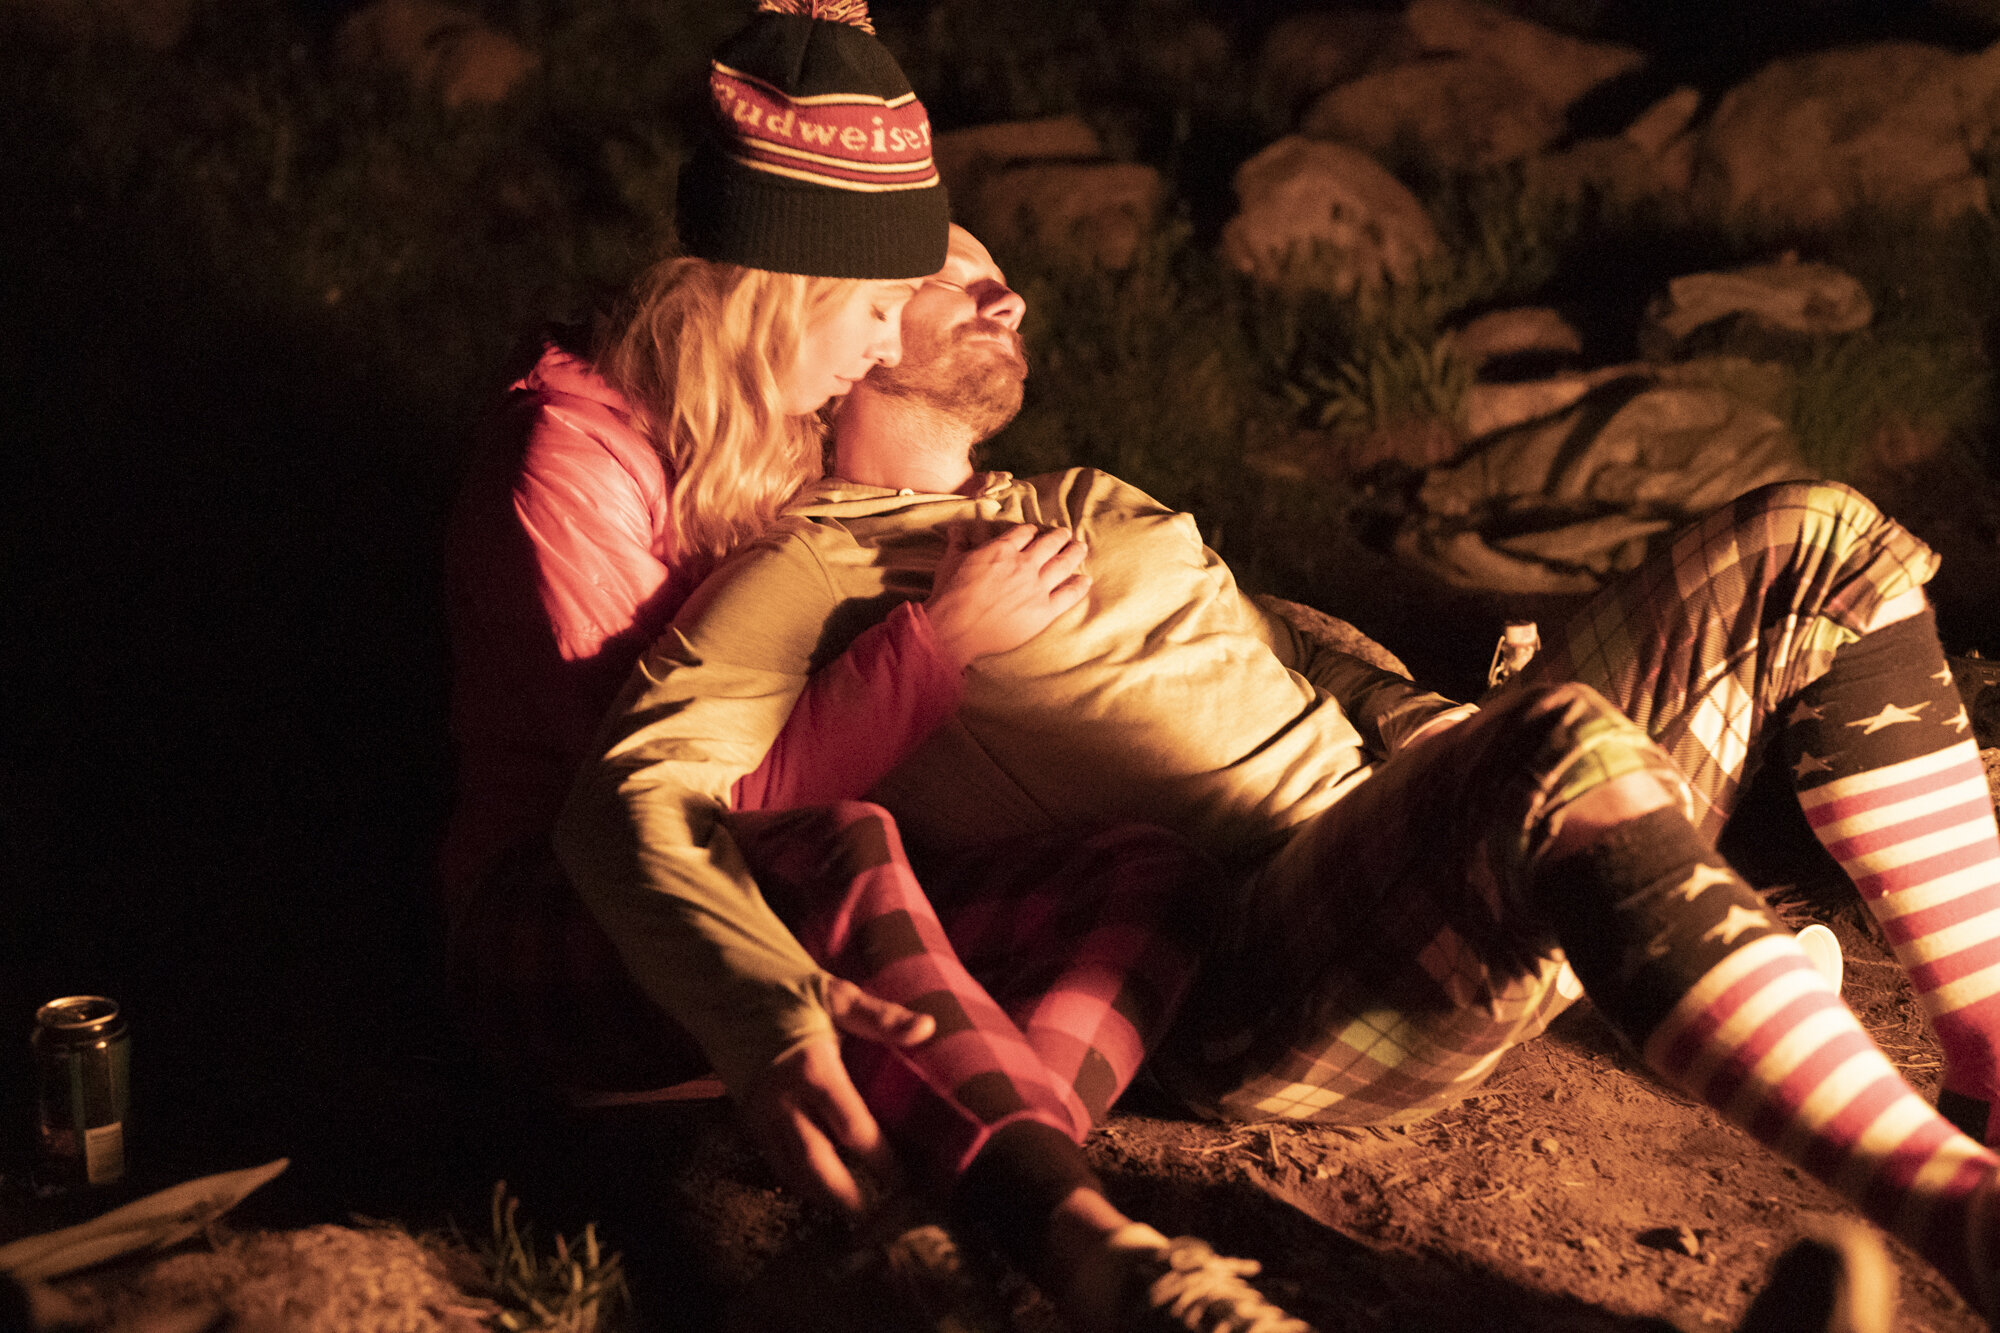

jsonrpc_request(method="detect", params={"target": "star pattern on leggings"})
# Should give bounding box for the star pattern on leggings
[1935,665,1956,686]
[1950,705,1972,734]
[1704,904,1771,947]
[1790,700,1826,724]
[1675,863,1737,902]
[1844,700,1930,735]
[1625,926,1677,982]
[1792,751,1833,780]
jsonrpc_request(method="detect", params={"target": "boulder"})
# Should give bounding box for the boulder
[933,117,1164,270]
[1691,41,2000,233]
[1301,56,1563,170]
[1453,307,1584,370]
[1250,9,1409,129]
[1624,85,1704,160]
[932,116,1106,197]
[1638,258,1873,359]
[1219,136,1441,291]
[1404,0,1644,113]
[1531,86,1701,218]
[336,0,539,108]
[964,161,1167,272]
[1395,375,1812,592]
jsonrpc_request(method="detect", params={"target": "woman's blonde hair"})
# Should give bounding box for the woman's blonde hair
[596,257,854,562]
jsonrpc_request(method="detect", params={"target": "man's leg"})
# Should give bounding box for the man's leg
[1160,680,2000,1315]
[1525,480,2000,1139]
[1777,606,2000,1138]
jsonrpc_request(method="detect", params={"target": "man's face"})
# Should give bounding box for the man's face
[861,225,1028,442]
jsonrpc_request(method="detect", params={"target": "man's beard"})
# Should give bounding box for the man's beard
[865,318,1028,445]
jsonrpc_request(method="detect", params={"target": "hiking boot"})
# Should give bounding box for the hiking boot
[1102,1224,1315,1333]
[1735,1219,1894,1333]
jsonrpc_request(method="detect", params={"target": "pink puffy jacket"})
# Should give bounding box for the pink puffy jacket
[440,345,960,1084]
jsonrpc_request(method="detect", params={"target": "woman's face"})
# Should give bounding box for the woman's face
[776,278,921,416]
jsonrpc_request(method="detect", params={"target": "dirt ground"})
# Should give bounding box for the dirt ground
[451,888,1988,1333]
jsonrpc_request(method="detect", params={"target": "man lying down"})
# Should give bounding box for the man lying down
[558,225,2000,1333]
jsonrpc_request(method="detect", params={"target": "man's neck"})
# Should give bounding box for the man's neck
[830,390,979,494]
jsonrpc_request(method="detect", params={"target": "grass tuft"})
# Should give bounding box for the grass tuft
[477,1182,628,1333]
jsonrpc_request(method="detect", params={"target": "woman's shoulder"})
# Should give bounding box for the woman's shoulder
[510,344,667,487]
[516,342,626,412]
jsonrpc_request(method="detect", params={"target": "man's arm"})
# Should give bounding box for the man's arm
[555,519,1092,1211]
[555,529,847,1095]
[1253,595,1477,757]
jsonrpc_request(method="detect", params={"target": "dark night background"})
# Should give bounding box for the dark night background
[5,0,2000,1296]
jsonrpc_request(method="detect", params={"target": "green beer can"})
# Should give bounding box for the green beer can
[32,996,130,1186]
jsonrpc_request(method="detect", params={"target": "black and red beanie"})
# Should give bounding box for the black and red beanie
[676,0,950,280]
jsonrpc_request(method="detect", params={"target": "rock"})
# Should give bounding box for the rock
[963,161,1166,272]
[1302,56,1563,171]
[1534,1137,1560,1154]
[1639,258,1874,359]
[1691,41,2000,234]
[1395,375,1813,593]
[1453,308,1584,370]
[1219,136,1441,292]
[1625,86,1703,160]
[336,0,539,108]
[1529,86,1701,218]
[931,116,1105,198]
[1297,1,1643,172]
[932,118,1163,270]
[1403,0,1644,113]
[1250,9,1409,129]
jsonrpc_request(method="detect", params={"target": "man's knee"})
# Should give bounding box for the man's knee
[1723,479,1901,563]
[1478,681,1691,849]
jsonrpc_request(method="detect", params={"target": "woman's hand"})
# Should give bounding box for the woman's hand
[926,524,1090,668]
[738,978,935,1214]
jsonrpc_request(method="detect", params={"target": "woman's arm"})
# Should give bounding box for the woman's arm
[732,600,963,810]
[734,523,1089,810]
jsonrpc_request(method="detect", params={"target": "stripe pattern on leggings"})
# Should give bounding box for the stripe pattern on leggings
[1801,745,2000,1095]
[1644,933,1998,1291]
